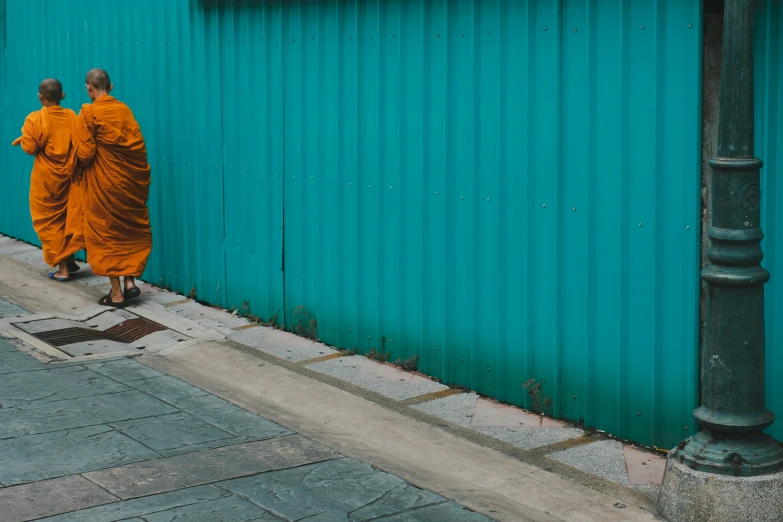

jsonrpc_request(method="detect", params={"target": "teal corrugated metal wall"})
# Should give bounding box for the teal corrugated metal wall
[0,0,707,448]
[757,0,783,442]
[279,0,703,448]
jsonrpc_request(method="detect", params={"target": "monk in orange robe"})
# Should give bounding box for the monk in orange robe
[71,69,152,307]
[12,79,84,281]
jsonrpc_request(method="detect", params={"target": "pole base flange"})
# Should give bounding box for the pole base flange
[657,452,783,522]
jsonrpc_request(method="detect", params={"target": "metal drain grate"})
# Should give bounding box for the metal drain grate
[103,318,168,343]
[33,328,107,347]
[31,318,168,347]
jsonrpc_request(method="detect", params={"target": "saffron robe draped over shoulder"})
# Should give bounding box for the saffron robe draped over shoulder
[18,106,84,266]
[71,96,152,277]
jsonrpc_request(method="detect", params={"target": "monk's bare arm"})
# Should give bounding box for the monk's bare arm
[72,107,97,166]
[17,114,42,155]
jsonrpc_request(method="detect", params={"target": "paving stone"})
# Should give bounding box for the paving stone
[141,495,283,521]
[111,412,234,452]
[351,360,424,383]
[38,485,228,521]
[307,356,364,381]
[548,439,629,485]
[412,393,479,427]
[0,366,129,408]
[84,435,338,499]
[239,342,338,363]
[0,348,41,362]
[229,328,335,364]
[172,394,292,438]
[470,398,567,428]
[473,426,585,450]
[0,340,21,352]
[0,425,160,485]
[127,375,210,402]
[380,502,494,521]
[158,435,262,457]
[623,446,666,486]
[85,358,167,382]
[0,390,178,439]
[0,475,118,522]
[357,380,450,401]
[0,354,46,374]
[0,299,28,318]
[220,458,444,521]
[172,303,250,330]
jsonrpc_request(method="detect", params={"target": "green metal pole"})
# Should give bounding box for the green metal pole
[672,0,783,476]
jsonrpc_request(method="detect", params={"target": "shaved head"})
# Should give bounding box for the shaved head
[85,68,111,90]
[39,79,63,103]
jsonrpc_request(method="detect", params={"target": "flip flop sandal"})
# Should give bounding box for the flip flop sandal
[99,294,127,308]
[124,287,141,300]
[48,272,71,283]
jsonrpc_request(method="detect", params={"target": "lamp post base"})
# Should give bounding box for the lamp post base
[671,429,783,476]
[657,452,783,522]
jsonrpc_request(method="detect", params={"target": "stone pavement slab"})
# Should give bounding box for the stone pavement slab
[0,390,178,439]
[125,375,211,402]
[0,425,161,485]
[84,435,338,499]
[84,358,167,382]
[38,485,231,521]
[0,351,46,373]
[412,392,479,427]
[548,439,662,501]
[0,298,28,318]
[0,475,118,522]
[219,458,447,521]
[474,427,587,451]
[624,446,666,486]
[228,327,326,362]
[110,412,235,453]
[0,366,129,407]
[169,393,293,438]
[307,355,450,400]
[471,398,567,428]
[137,495,283,521]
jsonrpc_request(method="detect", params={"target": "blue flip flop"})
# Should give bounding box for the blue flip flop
[48,272,71,282]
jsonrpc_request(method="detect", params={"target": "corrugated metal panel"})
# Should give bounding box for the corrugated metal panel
[757,0,783,441]
[0,0,704,448]
[280,0,703,448]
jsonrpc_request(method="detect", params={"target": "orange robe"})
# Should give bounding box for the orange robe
[17,106,84,266]
[71,95,152,277]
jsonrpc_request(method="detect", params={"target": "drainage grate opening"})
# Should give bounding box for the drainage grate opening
[104,318,168,343]
[30,318,168,347]
[34,328,108,347]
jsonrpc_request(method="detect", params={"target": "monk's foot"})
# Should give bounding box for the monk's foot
[67,260,80,273]
[48,271,71,282]
[99,293,127,309]
[124,278,141,300]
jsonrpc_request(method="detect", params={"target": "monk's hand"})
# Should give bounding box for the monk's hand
[12,137,22,147]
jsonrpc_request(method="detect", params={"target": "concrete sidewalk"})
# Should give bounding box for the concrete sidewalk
[0,234,665,521]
